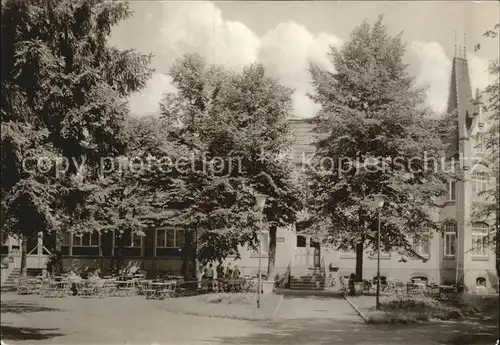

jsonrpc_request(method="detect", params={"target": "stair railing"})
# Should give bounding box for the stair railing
[320,256,328,288]
[278,261,291,293]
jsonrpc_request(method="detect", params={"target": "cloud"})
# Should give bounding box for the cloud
[411,41,452,114]
[128,73,176,116]
[119,2,492,119]
[114,1,342,118]
[468,53,491,94]
[259,22,342,118]
[411,41,491,114]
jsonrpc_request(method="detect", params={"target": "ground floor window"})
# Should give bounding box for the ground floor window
[472,223,489,257]
[443,222,456,257]
[73,232,99,247]
[476,277,486,287]
[414,232,431,256]
[120,231,142,247]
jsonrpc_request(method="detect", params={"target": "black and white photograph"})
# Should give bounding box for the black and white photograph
[1,1,499,344]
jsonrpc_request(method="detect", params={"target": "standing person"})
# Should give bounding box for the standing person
[46,254,54,278]
[225,263,233,292]
[205,263,214,292]
[216,262,225,292]
[348,273,356,296]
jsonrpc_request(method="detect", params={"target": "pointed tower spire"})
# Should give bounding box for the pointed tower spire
[454,30,457,57]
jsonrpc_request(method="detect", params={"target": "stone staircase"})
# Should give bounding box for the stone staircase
[1,268,21,292]
[289,268,326,290]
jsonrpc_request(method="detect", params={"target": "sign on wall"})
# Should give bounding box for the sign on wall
[276,237,285,243]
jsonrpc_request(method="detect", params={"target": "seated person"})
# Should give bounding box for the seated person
[129,265,139,275]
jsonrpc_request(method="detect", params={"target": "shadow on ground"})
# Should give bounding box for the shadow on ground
[0,324,65,341]
[1,301,62,314]
[215,318,498,345]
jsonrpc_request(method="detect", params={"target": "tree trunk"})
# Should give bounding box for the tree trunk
[267,224,277,280]
[115,233,124,274]
[21,237,27,277]
[355,241,363,282]
[54,232,63,275]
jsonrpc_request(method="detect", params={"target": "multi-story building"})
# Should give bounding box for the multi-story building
[1,54,497,293]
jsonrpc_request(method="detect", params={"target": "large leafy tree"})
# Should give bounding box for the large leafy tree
[306,16,450,281]
[155,54,302,279]
[1,0,152,274]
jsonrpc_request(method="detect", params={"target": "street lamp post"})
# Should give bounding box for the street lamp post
[255,193,268,309]
[373,193,386,311]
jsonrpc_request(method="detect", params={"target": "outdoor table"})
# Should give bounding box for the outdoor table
[114,280,135,296]
[43,280,70,297]
[224,279,245,292]
[145,281,176,300]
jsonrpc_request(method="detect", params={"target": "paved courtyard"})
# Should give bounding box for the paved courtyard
[1,293,498,345]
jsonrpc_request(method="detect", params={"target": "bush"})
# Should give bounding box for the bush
[366,294,463,324]
[202,293,254,305]
[381,295,440,311]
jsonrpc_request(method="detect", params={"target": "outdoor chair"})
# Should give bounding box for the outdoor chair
[97,280,117,298]
[43,280,71,298]
[156,282,176,300]
[242,278,256,293]
[115,280,136,297]
[17,279,43,295]
[79,281,99,298]
[136,280,150,295]
[17,280,30,295]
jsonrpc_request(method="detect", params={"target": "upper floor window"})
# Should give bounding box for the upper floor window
[443,222,456,257]
[414,233,431,256]
[156,228,185,248]
[472,172,490,194]
[446,181,456,201]
[476,133,484,153]
[73,232,99,247]
[472,222,489,257]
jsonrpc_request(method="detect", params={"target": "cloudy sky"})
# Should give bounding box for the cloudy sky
[110,1,499,118]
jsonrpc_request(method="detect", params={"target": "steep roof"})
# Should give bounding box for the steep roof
[447,57,476,137]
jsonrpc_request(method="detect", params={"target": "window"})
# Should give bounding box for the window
[156,228,185,248]
[446,180,456,201]
[443,222,456,257]
[472,223,489,257]
[73,232,99,247]
[414,233,431,256]
[123,232,142,247]
[296,235,306,248]
[476,277,486,287]
[472,172,490,194]
[476,133,484,153]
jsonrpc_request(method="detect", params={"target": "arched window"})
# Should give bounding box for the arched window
[443,222,456,257]
[472,172,490,194]
[472,223,489,257]
[476,277,486,287]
